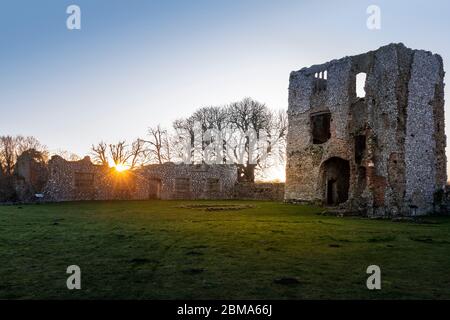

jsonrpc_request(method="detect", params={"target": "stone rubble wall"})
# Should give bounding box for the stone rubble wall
[140,162,238,200]
[233,182,285,201]
[43,156,148,201]
[40,157,238,202]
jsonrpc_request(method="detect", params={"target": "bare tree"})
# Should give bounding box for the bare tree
[227,98,272,181]
[128,138,149,169]
[16,136,48,159]
[55,149,81,162]
[91,141,109,166]
[173,116,197,163]
[0,135,47,176]
[145,125,172,164]
[91,139,149,169]
[0,136,16,176]
[109,141,129,167]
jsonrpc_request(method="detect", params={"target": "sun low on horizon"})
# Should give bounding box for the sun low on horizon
[112,163,130,172]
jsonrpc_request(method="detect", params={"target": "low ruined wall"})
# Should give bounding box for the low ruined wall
[234,182,285,201]
[40,157,238,202]
[141,163,237,200]
[43,156,148,201]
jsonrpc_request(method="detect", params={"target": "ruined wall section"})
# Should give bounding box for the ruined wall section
[233,182,285,201]
[364,45,405,216]
[405,50,445,214]
[285,69,316,200]
[44,156,149,201]
[43,158,237,201]
[141,163,237,200]
[286,57,355,202]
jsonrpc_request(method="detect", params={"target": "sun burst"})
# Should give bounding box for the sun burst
[114,163,129,172]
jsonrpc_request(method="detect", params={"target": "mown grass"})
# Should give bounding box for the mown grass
[0,200,449,299]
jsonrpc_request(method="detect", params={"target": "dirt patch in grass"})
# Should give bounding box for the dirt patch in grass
[367,235,397,243]
[409,236,450,244]
[392,217,442,224]
[182,268,205,275]
[186,250,204,256]
[128,258,158,265]
[176,204,256,212]
[273,277,301,286]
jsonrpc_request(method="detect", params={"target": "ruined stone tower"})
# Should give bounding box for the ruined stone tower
[285,43,446,216]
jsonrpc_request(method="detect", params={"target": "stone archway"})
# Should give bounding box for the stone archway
[320,157,350,206]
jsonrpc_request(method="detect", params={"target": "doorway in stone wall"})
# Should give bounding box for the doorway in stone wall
[148,178,162,199]
[321,157,350,206]
[327,179,338,205]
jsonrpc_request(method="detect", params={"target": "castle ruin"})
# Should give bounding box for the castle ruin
[285,43,446,216]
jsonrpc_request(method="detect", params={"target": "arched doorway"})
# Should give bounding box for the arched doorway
[321,157,350,206]
[148,178,162,199]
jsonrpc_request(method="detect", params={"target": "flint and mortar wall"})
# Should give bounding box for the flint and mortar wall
[233,182,285,201]
[285,43,446,216]
[41,157,238,201]
[141,163,238,200]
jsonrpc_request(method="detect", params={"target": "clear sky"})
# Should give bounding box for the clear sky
[1,0,449,174]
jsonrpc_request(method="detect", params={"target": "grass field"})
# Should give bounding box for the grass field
[1,200,449,299]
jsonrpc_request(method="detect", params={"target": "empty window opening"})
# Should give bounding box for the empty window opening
[356,72,367,98]
[354,135,366,164]
[175,178,191,198]
[206,178,221,193]
[74,172,94,191]
[311,112,331,144]
[313,70,328,93]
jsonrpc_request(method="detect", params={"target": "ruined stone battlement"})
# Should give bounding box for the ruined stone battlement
[285,43,447,216]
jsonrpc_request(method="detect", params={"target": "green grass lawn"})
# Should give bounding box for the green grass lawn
[1,200,449,299]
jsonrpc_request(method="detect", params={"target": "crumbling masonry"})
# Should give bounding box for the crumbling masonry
[285,43,447,216]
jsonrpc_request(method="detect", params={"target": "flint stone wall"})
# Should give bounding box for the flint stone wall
[42,156,238,201]
[141,163,238,200]
[233,182,285,201]
[43,156,148,201]
[286,43,447,216]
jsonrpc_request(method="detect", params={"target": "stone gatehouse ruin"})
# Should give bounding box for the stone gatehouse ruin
[285,43,447,216]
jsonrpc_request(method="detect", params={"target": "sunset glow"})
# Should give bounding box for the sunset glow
[113,163,129,172]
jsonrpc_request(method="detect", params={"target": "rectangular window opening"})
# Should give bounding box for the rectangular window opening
[311,112,331,144]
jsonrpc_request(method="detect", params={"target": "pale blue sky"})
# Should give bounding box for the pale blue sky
[1,0,449,171]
